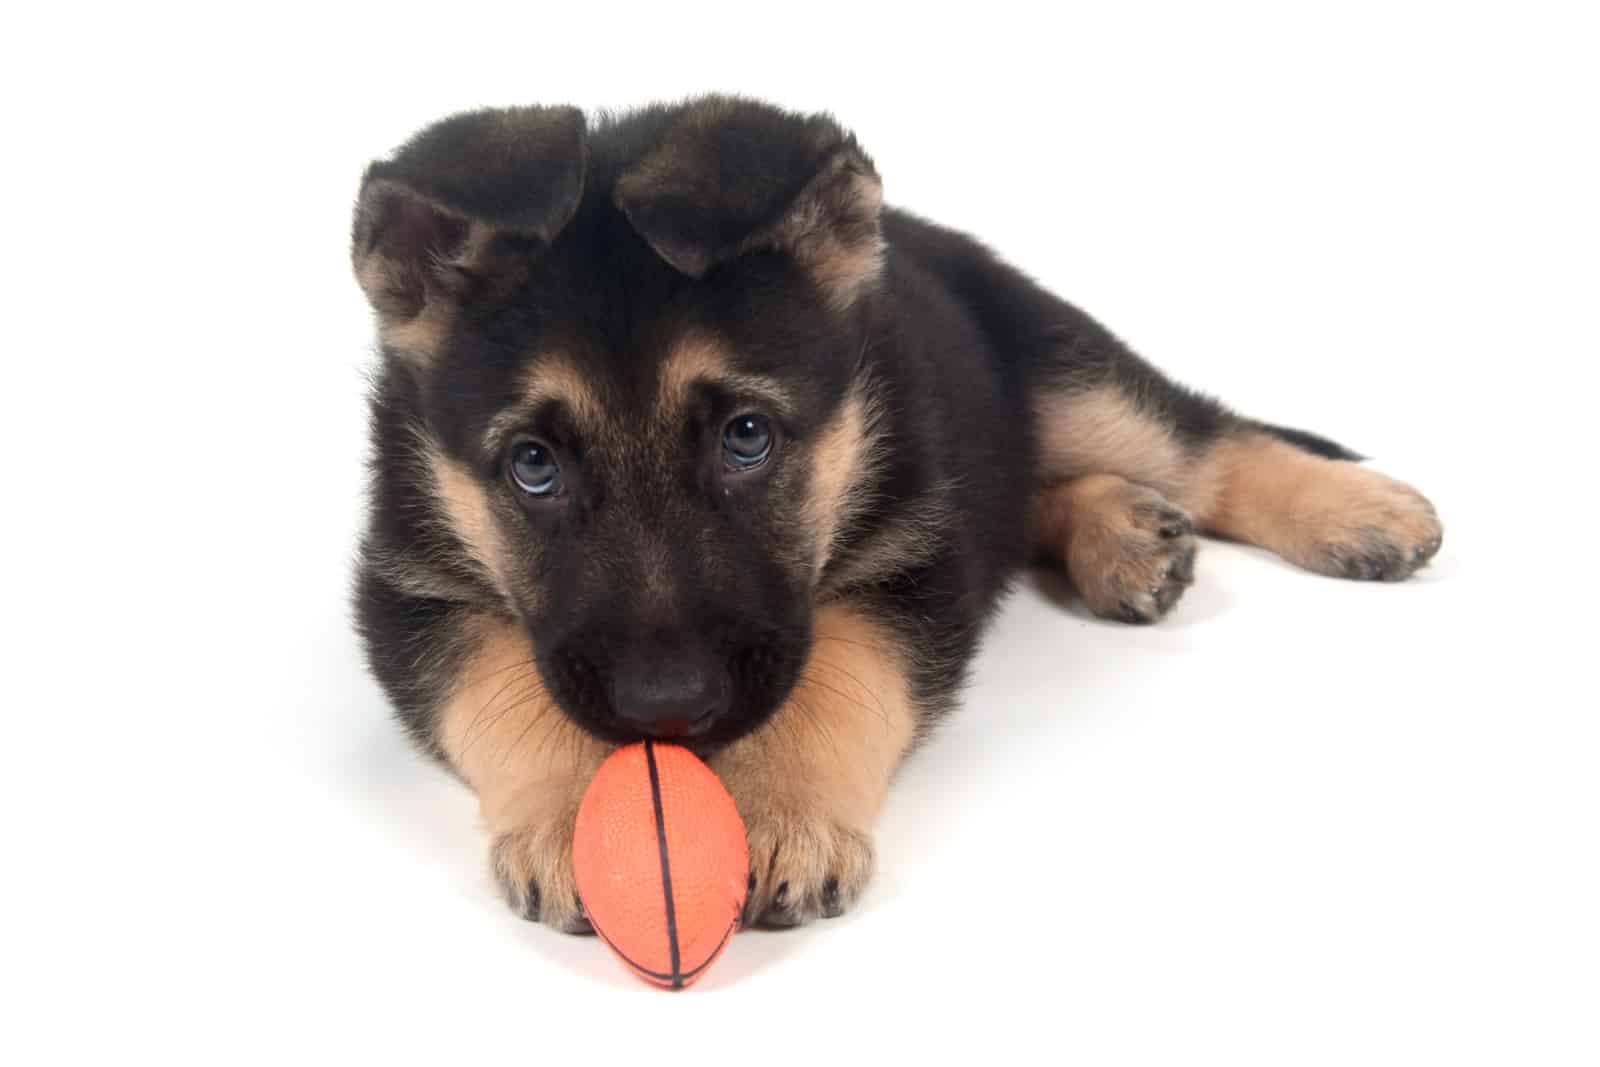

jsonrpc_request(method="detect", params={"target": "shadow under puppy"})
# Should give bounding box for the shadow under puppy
[351,96,1442,931]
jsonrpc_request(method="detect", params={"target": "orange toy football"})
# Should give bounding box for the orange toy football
[573,742,748,989]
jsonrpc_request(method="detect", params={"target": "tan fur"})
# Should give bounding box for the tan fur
[362,543,486,604]
[442,603,914,930]
[656,333,730,411]
[820,487,956,596]
[485,355,604,450]
[1034,387,1225,517]
[654,333,797,420]
[438,618,612,931]
[709,602,915,923]
[421,439,516,606]
[353,255,401,316]
[381,305,455,362]
[355,257,458,363]
[801,381,886,579]
[1201,433,1443,577]
[355,219,503,363]
[1032,474,1198,621]
[754,160,885,311]
[1034,386,1441,585]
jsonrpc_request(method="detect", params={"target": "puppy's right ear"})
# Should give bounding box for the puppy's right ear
[352,106,587,358]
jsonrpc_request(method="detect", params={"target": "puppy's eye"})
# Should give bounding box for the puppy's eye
[509,440,561,496]
[722,414,773,470]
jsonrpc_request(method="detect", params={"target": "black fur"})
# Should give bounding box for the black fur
[613,98,875,278]
[1252,422,1363,462]
[352,96,1356,778]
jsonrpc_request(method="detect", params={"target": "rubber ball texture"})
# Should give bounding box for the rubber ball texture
[573,742,748,989]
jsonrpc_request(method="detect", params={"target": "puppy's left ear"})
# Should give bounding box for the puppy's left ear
[614,97,884,310]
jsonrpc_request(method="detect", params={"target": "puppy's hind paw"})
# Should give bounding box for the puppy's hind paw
[1289,469,1442,582]
[1057,479,1199,623]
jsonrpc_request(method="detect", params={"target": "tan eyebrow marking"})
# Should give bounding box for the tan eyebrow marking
[656,332,796,419]
[484,355,604,451]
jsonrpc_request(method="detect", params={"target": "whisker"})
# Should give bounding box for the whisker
[439,654,538,704]
[807,658,891,720]
[460,659,540,726]
[800,667,889,727]
[790,695,845,764]
[457,664,544,755]
[501,696,557,768]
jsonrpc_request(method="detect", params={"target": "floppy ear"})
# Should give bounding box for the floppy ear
[613,97,884,310]
[352,106,587,354]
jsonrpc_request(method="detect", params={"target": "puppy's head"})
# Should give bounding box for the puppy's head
[354,98,887,749]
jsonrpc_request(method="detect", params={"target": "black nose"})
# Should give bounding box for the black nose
[607,640,732,739]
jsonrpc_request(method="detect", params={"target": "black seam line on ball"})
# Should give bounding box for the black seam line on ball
[590,916,738,986]
[644,741,683,989]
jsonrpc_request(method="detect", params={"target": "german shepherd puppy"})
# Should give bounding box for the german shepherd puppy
[351,96,1442,931]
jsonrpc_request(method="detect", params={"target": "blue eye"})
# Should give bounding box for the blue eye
[509,441,560,496]
[722,414,773,470]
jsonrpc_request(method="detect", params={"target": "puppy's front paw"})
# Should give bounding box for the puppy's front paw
[490,815,592,934]
[743,802,875,928]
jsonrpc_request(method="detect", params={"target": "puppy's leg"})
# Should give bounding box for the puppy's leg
[1033,380,1441,617]
[1031,381,1220,621]
[913,219,1441,606]
[1204,431,1443,580]
[436,616,613,933]
[709,603,916,928]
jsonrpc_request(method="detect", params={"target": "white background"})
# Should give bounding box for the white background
[5,3,1597,1063]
